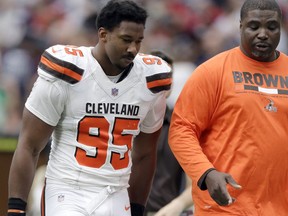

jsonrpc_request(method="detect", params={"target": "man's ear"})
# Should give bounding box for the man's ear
[98,27,108,42]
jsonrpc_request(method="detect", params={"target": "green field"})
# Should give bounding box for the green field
[0,137,18,152]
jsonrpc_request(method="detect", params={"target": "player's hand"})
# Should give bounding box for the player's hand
[154,199,184,216]
[205,170,242,206]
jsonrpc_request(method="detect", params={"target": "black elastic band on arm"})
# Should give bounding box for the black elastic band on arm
[130,202,145,216]
[8,198,26,215]
[197,168,216,190]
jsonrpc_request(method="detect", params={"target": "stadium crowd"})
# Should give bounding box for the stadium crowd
[0,0,288,135]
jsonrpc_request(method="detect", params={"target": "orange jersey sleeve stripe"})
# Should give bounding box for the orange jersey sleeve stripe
[39,51,84,84]
[40,56,82,81]
[146,72,172,93]
[147,77,172,89]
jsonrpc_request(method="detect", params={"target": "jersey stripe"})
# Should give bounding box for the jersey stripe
[41,179,46,216]
[243,84,288,95]
[7,209,26,213]
[146,72,172,93]
[39,51,84,84]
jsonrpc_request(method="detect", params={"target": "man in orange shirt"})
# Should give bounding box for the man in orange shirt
[169,0,288,215]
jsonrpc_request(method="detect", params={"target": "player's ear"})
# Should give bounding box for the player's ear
[98,27,108,42]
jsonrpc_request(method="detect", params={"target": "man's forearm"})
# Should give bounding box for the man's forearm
[8,147,39,201]
[128,153,156,205]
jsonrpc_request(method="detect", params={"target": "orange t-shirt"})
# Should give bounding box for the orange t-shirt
[169,47,288,216]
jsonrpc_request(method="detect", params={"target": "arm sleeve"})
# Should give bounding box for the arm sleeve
[25,76,66,126]
[140,93,167,134]
[168,64,218,187]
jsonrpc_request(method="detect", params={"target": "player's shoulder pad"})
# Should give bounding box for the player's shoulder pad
[38,45,85,84]
[135,53,172,94]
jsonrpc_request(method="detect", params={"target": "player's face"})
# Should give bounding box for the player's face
[240,9,281,62]
[105,21,144,70]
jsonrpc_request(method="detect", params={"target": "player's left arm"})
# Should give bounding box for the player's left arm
[128,54,171,215]
[128,129,161,215]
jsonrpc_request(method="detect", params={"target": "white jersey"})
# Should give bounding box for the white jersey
[25,45,172,189]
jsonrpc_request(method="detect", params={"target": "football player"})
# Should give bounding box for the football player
[7,0,172,216]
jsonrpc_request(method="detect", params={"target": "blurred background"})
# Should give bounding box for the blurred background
[0,0,288,215]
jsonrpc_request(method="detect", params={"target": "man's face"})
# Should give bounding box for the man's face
[240,9,281,62]
[104,21,145,70]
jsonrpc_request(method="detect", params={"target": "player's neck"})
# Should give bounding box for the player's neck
[92,46,122,76]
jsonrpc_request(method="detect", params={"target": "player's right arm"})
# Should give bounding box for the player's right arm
[8,45,68,215]
[8,108,54,215]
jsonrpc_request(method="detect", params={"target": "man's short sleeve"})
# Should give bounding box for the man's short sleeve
[25,76,66,126]
[140,93,167,134]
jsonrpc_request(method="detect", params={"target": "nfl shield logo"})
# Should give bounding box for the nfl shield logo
[111,88,119,96]
[58,194,65,202]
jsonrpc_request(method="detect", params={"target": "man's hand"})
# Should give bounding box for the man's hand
[205,170,242,206]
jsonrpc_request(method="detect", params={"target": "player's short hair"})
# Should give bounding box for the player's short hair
[96,0,148,31]
[240,0,282,20]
